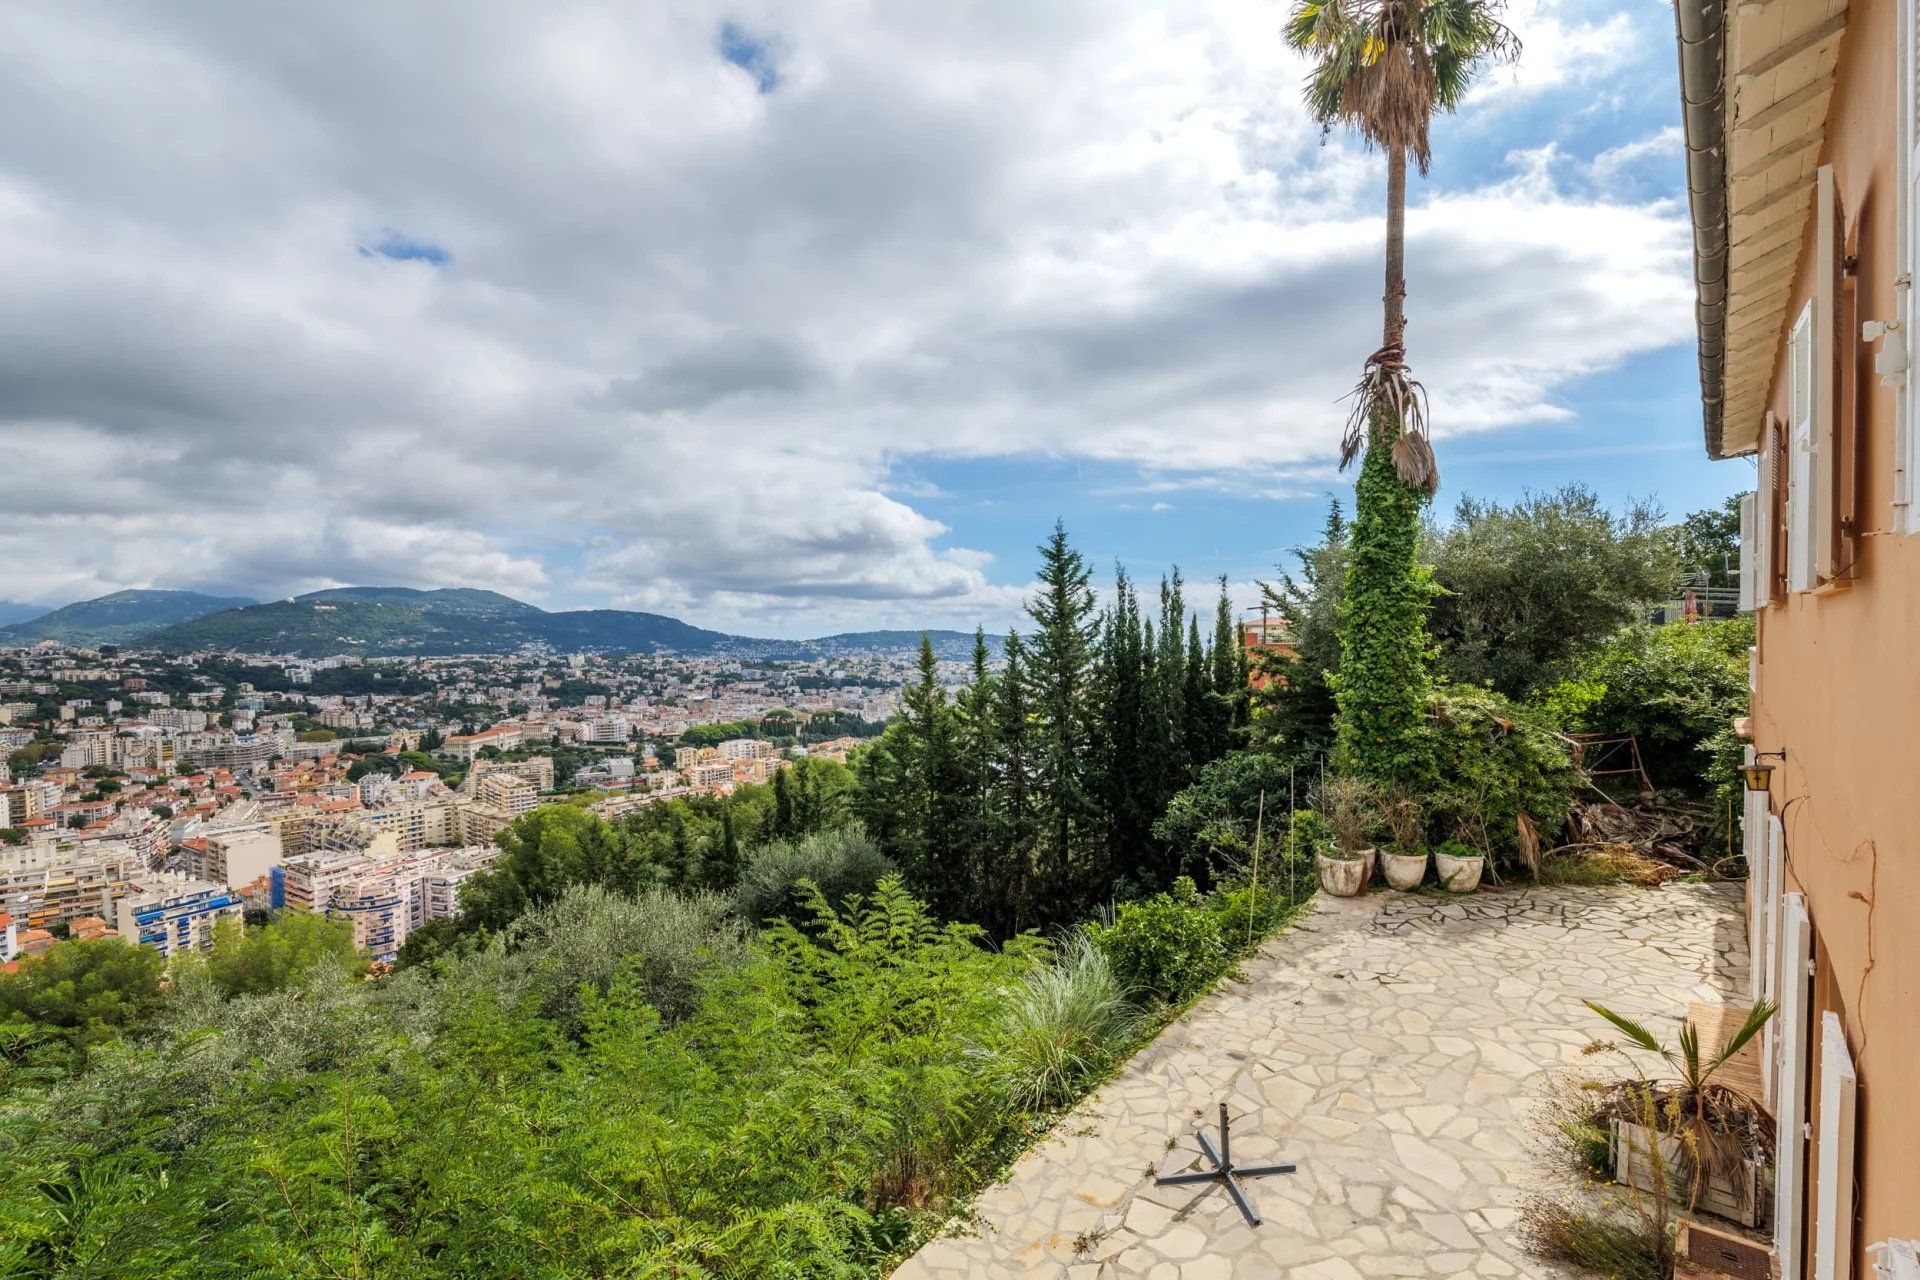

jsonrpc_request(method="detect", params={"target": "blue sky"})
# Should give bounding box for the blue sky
[0,0,1747,635]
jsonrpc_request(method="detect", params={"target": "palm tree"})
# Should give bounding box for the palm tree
[1586,999,1778,1212]
[1285,0,1520,491]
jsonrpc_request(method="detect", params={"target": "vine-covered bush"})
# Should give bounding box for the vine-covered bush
[1426,685,1576,868]
[1332,411,1438,786]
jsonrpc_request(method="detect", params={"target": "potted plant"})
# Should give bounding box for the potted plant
[1315,776,1377,897]
[1433,839,1483,893]
[1377,787,1428,890]
[1585,1000,1778,1229]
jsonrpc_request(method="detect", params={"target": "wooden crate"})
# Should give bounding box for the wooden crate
[1612,1118,1768,1229]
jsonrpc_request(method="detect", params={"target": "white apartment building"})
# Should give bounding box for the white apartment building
[115,876,243,958]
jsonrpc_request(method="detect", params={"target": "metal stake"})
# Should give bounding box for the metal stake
[1154,1103,1297,1226]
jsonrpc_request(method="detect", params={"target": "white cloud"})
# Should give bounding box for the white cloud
[0,0,1690,635]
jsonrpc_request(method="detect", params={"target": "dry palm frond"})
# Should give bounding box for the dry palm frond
[1340,343,1439,493]
[1515,810,1541,877]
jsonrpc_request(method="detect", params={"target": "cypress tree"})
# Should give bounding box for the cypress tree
[772,767,795,839]
[990,628,1035,933]
[1026,523,1099,921]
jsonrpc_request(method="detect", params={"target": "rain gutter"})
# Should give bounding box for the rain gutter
[1674,0,1730,458]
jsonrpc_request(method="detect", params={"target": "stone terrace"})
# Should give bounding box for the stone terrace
[896,883,1747,1279]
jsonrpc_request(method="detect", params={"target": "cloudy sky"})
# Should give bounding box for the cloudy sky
[0,0,1742,637]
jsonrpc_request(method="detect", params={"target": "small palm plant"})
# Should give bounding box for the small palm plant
[1584,999,1778,1213]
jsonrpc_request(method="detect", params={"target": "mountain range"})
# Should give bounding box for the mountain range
[0,589,257,647]
[0,587,997,660]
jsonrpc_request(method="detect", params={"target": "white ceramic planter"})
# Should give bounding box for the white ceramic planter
[1434,849,1484,893]
[1380,849,1428,891]
[1316,848,1375,897]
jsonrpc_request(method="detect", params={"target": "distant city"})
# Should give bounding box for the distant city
[0,597,986,967]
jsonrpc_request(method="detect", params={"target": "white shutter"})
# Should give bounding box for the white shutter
[1758,422,1777,602]
[1745,764,1768,1001]
[1790,306,1818,592]
[1899,0,1917,527]
[1776,892,1813,1280]
[1739,492,1758,612]
[1814,166,1840,582]
[1814,1012,1858,1280]
[1763,814,1786,1100]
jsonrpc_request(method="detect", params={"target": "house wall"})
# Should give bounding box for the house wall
[1748,0,1920,1263]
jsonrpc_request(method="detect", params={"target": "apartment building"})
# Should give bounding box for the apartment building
[114,876,243,958]
[1675,0,1920,1265]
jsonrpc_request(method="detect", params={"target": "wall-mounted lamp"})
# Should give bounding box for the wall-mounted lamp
[1743,749,1787,794]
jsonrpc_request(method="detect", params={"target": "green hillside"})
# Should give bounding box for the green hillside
[0,589,255,647]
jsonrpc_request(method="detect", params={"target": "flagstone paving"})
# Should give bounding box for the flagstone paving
[895,882,1748,1279]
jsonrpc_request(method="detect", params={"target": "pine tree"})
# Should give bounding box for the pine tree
[989,628,1036,933]
[1026,523,1099,921]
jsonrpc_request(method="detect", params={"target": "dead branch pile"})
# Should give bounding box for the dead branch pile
[1557,791,1720,873]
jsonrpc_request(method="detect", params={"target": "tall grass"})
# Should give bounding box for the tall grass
[1000,936,1139,1111]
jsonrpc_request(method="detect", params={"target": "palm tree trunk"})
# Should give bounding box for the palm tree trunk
[1383,144,1407,350]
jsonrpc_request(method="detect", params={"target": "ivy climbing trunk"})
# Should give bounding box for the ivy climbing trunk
[1333,405,1432,785]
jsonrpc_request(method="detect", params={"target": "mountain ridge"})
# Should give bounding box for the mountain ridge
[4,587,1000,659]
[0,589,256,647]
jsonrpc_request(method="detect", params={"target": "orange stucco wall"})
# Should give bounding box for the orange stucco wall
[1746,0,1920,1260]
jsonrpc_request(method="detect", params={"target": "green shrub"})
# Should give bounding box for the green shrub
[1210,876,1296,952]
[1154,751,1301,884]
[1426,685,1575,870]
[734,824,896,923]
[1538,616,1751,793]
[1090,877,1226,1002]
[503,883,748,1030]
[999,935,1138,1111]
[1286,808,1333,860]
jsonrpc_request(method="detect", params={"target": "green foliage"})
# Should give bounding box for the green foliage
[493,883,748,1031]
[856,529,1248,934]
[1254,500,1347,758]
[188,913,367,998]
[1089,878,1226,1003]
[1677,494,1742,590]
[1154,750,1298,884]
[0,937,167,1064]
[1542,616,1752,793]
[734,825,897,924]
[998,936,1137,1111]
[1334,412,1436,786]
[1425,685,1576,866]
[1425,487,1680,698]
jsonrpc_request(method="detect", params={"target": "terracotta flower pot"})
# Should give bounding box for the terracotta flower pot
[1434,849,1484,893]
[1317,848,1375,897]
[1380,849,1428,891]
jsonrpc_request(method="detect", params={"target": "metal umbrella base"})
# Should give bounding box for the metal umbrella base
[1154,1103,1297,1227]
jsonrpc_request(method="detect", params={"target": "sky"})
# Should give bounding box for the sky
[0,0,1750,638]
